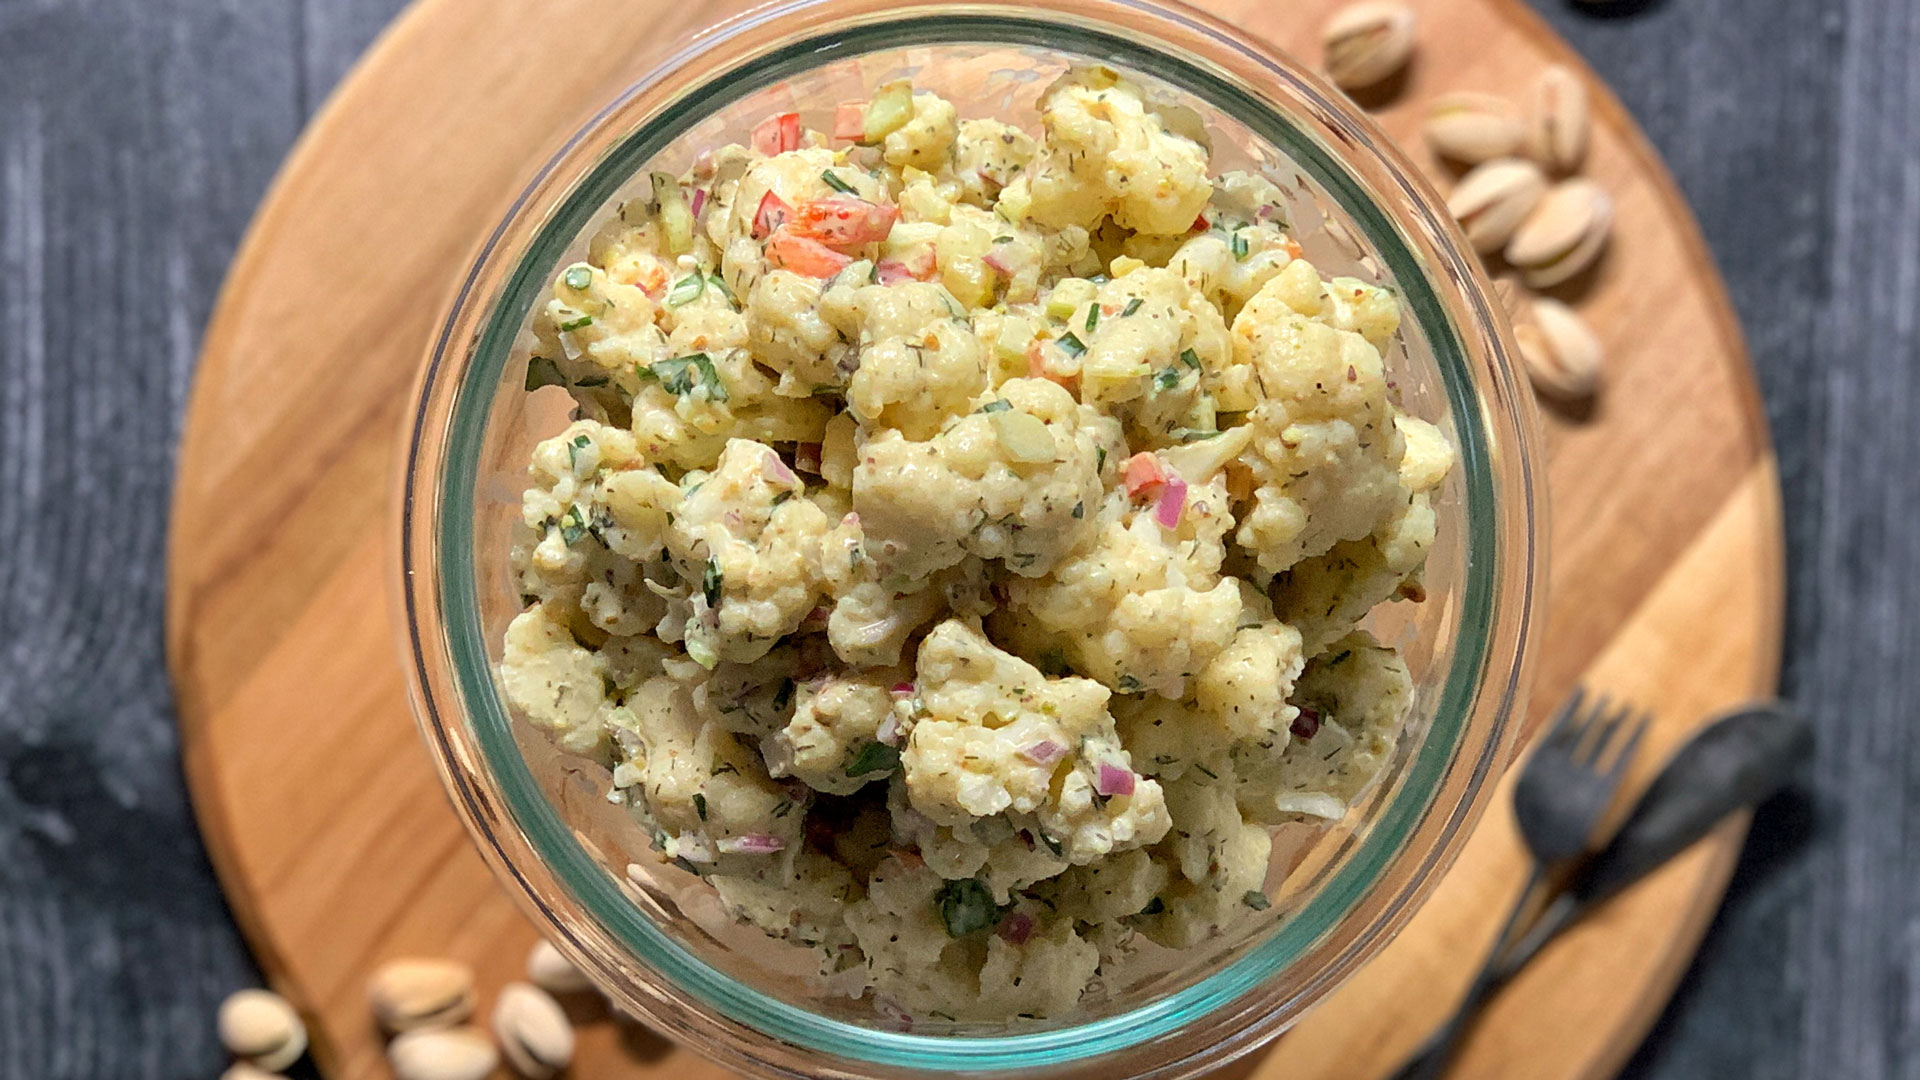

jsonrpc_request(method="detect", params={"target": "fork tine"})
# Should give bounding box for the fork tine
[1575,700,1632,767]
[1600,711,1654,780]
[1541,685,1591,749]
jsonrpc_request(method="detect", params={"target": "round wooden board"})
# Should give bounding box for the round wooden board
[165,0,1782,1076]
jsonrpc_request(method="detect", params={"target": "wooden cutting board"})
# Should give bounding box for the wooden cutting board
[164,0,1782,1077]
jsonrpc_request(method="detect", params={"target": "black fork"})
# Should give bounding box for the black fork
[1393,687,1652,1080]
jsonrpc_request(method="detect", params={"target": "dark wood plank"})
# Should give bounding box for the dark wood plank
[0,0,1912,1077]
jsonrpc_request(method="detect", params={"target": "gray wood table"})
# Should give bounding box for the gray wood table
[0,0,1912,1077]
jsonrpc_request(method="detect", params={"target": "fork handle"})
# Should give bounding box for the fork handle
[1390,864,1549,1080]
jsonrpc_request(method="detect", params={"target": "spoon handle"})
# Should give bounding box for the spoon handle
[1388,864,1548,1080]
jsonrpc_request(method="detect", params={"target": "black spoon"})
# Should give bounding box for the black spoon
[1390,702,1810,1079]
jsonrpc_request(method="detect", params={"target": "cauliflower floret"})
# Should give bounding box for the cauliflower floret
[540,261,669,387]
[710,851,861,960]
[820,512,992,666]
[1231,630,1412,825]
[903,621,1171,864]
[514,421,675,632]
[1002,67,1213,235]
[1004,473,1241,699]
[842,282,989,438]
[952,118,1035,207]
[612,675,808,865]
[745,270,854,396]
[1112,620,1306,782]
[1272,490,1435,653]
[499,602,615,758]
[852,378,1112,579]
[1166,225,1299,325]
[665,439,831,665]
[693,641,806,738]
[1133,773,1272,949]
[889,788,1070,902]
[1043,848,1170,924]
[1065,269,1231,425]
[1229,268,1408,576]
[882,92,959,172]
[846,855,1099,1021]
[769,664,913,794]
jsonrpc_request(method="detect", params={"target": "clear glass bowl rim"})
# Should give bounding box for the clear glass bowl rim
[398,1,1546,1076]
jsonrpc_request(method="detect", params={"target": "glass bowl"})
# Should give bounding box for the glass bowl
[400,0,1544,1076]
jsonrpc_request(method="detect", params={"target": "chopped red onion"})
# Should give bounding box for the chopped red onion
[763,450,797,486]
[1155,475,1188,529]
[1020,739,1067,765]
[1290,707,1322,741]
[1096,763,1137,797]
[689,187,708,219]
[997,911,1035,945]
[982,249,1013,276]
[716,833,786,855]
[876,714,903,747]
[890,682,915,697]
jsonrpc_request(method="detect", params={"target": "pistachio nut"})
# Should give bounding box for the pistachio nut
[1424,92,1524,164]
[1446,158,1547,254]
[1518,298,1601,398]
[527,939,595,995]
[217,989,307,1072]
[387,1026,499,1080]
[1506,178,1612,286]
[1527,64,1591,172]
[1322,2,1417,90]
[493,981,576,1079]
[367,958,477,1034]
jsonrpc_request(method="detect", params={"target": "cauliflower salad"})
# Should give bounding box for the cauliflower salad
[499,68,1455,1023]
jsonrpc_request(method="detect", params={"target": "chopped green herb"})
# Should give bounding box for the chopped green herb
[702,557,723,607]
[563,264,594,291]
[711,762,739,776]
[1121,297,1144,317]
[1180,347,1203,370]
[525,356,566,391]
[1056,332,1087,358]
[1139,896,1166,916]
[1153,366,1182,392]
[935,879,1002,938]
[1230,231,1250,260]
[566,434,591,471]
[558,313,594,332]
[572,373,610,387]
[1096,446,1108,472]
[772,799,794,818]
[1037,831,1063,857]
[648,353,730,402]
[559,506,588,545]
[666,273,706,307]
[1084,306,1100,334]
[993,235,1014,244]
[847,742,901,777]
[1194,763,1220,780]
[771,490,794,508]
[693,793,708,821]
[707,273,738,309]
[1242,890,1271,911]
[772,678,795,712]
[1071,501,1084,519]
[981,399,1013,413]
[821,169,858,195]
[1116,674,1143,693]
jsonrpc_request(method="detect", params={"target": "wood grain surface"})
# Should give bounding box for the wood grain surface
[1,1,1909,1080]
[159,0,1783,1078]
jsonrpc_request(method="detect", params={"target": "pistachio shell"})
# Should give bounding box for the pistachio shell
[388,1026,499,1080]
[493,981,576,1079]
[526,939,595,995]
[1446,158,1547,254]
[367,958,477,1034]
[1424,92,1524,164]
[220,1062,288,1080]
[1508,179,1613,286]
[217,990,307,1072]
[1526,64,1591,172]
[1519,298,1602,398]
[1321,2,1417,90]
